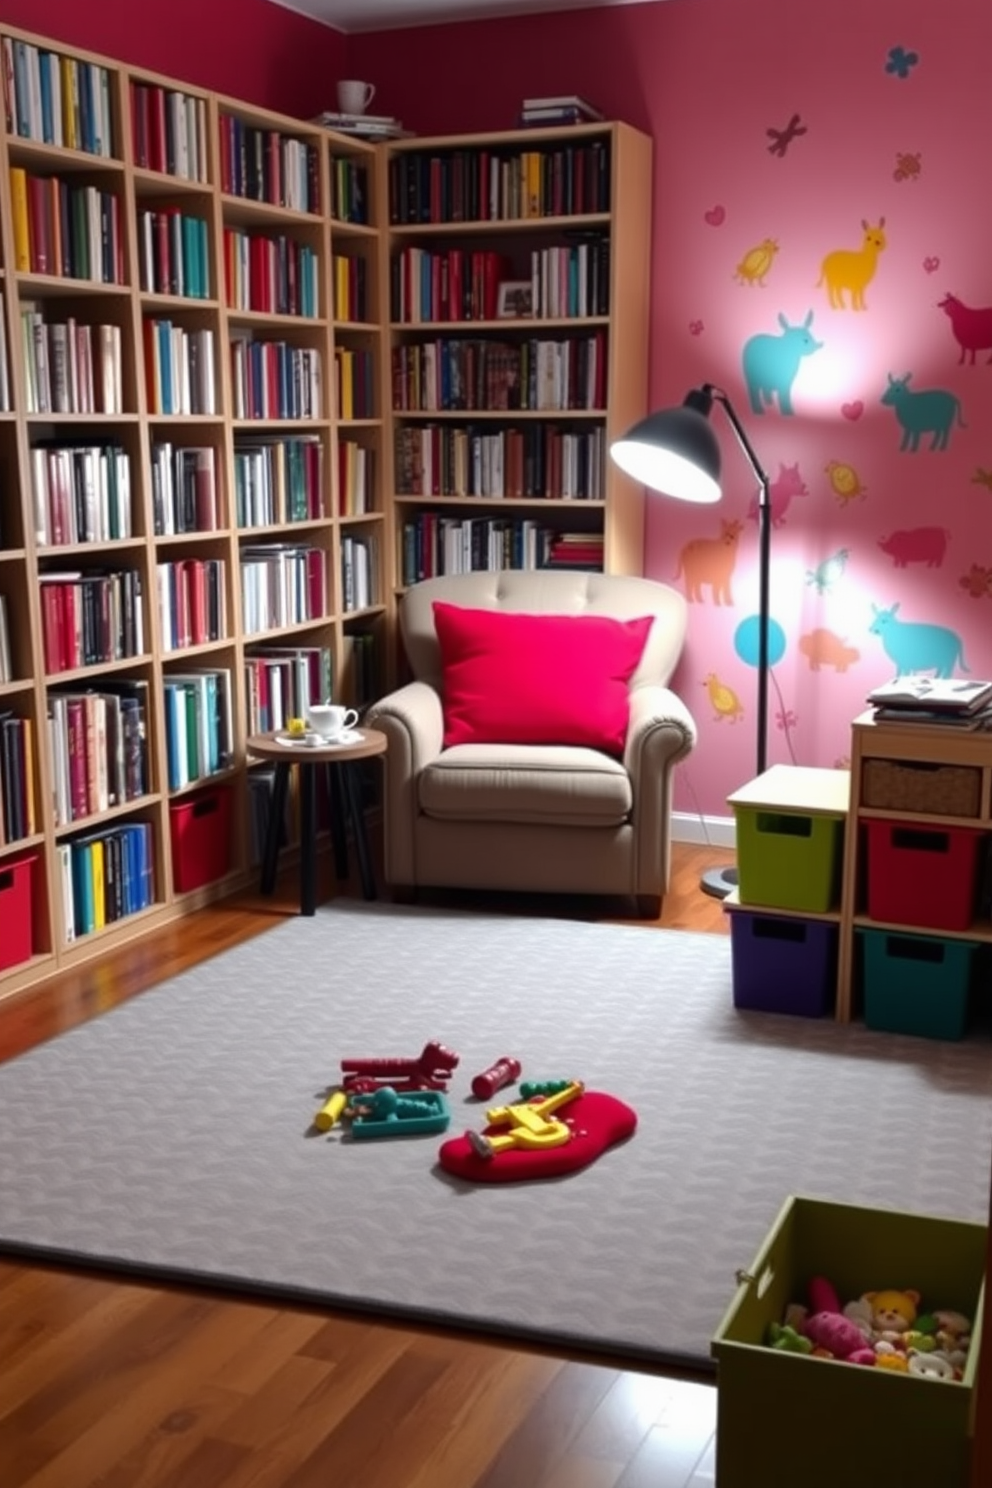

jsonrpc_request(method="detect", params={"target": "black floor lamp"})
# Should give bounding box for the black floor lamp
[610,384,771,900]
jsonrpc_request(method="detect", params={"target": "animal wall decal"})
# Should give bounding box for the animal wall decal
[798,629,860,672]
[877,526,950,568]
[673,519,743,603]
[880,373,967,451]
[741,311,822,416]
[868,603,968,678]
[806,549,851,593]
[734,237,779,287]
[817,219,887,311]
[703,673,745,723]
[747,461,808,526]
[885,45,920,80]
[959,565,992,599]
[938,294,992,365]
[825,461,867,505]
[893,152,922,182]
[766,113,807,157]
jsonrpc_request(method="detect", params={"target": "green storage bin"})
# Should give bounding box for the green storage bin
[860,929,977,1040]
[734,805,844,911]
[712,1195,985,1488]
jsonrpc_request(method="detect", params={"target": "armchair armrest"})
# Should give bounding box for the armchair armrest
[624,685,698,895]
[364,682,445,886]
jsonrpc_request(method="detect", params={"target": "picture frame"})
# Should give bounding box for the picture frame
[497,280,534,319]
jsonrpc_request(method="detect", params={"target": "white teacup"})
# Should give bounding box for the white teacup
[337,80,375,116]
[307,704,359,740]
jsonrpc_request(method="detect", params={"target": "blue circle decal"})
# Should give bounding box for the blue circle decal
[735,615,786,669]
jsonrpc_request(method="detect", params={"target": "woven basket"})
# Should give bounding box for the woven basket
[862,758,981,817]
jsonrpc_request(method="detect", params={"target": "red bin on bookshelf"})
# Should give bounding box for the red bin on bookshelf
[863,816,985,931]
[169,784,233,893]
[0,853,37,971]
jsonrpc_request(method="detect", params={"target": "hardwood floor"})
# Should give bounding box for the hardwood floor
[0,845,750,1486]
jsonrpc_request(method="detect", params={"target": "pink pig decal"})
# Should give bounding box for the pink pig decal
[748,461,808,526]
[878,526,951,568]
[938,294,992,365]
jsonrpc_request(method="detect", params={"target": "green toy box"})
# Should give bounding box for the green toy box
[711,1195,985,1488]
[734,806,845,912]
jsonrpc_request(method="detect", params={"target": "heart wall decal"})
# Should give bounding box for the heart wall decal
[704,205,726,226]
[842,401,864,421]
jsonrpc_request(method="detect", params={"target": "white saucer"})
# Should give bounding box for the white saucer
[275,728,363,748]
[318,727,363,747]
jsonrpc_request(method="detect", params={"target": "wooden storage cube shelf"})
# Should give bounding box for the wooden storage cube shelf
[858,928,979,1040]
[712,1195,985,1488]
[862,757,981,817]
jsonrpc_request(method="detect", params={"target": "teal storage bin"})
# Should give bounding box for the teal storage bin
[860,929,977,1040]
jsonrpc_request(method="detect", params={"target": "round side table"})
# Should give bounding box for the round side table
[246,728,387,916]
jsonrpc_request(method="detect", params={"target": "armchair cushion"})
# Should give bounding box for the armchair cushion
[432,601,653,756]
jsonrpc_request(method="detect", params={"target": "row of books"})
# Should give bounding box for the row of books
[330,156,370,226]
[230,336,322,421]
[2,37,114,155]
[129,80,210,182]
[30,440,133,547]
[10,169,124,283]
[390,331,607,414]
[21,310,123,416]
[0,711,35,844]
[39,569,145,675]
[157,559,227,653]
[388,140,611,226]
[530,238,611,319]
[144,320,217,416]
[390,246,507,324]
[341,534,378,613]
[151,444,219,536]
[400,515,600,585]
[163,669,234,791]
[223,229,320,318]
[245,645,332,736]
[139,209,212,300]
[338,439,375,517]
[239,543,327,636]
[332,252,370,323]
[395,421,606,501]
[333,347,375,420]
[234,436,325,529]
[49,681,149,826]
[218,114,321,214]
[59,822,155,941]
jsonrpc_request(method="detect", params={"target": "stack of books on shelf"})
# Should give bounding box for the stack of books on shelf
[867,677,992,728]
[312,110,412,141]
[519,94,604,128]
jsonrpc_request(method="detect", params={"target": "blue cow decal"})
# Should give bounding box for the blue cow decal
[880,373,967,451]
[742,311,823,416]
[869,603,969,678]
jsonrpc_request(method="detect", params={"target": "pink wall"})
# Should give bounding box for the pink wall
[5,0,989,822]
[0,0,345,116]
[355,0,991,821]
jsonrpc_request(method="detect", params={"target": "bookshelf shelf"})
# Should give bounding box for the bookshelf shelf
[0,22,389,996]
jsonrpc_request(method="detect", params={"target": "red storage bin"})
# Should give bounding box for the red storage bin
[0,853,37,971]
[170,784,233,893]
[863,816,984,931]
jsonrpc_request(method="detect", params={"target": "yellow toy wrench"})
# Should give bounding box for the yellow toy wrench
[467,1080,584,1160]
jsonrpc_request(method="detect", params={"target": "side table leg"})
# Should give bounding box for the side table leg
[342,762,376,901]
[260,762,290,895]
[327,763,349,880]
[299,762,318,916]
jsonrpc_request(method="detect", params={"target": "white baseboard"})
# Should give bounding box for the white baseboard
[671,811,736,849]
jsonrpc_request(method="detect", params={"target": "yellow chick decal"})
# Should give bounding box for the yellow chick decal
[825,460,867,505]
[703,673,745,723]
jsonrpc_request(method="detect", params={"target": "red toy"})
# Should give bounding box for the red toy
[340,1039,459,1093]
[438,1088,637,1183]
[470,1055,521,1100]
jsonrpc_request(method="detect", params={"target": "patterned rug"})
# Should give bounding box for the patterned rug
[1,902,990,1370]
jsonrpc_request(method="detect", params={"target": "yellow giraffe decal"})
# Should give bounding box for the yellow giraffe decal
[817,218,887,310]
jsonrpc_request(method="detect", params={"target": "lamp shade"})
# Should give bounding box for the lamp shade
[610,401,722,504]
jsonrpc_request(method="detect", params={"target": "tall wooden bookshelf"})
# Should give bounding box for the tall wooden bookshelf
[0,24,388,999]
[378,121,652,595]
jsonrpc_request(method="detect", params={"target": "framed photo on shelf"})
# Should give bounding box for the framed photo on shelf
[497,280,534,319]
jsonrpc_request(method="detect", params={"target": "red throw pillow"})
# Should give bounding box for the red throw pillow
[432,602,653,754]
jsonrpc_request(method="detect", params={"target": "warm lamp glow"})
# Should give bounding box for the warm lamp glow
[609,439,721,502]
[609,394,723,502]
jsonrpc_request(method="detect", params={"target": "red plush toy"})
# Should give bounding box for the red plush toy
[438,1084,637,1183]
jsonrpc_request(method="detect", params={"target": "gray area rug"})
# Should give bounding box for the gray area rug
[2,902,991,1371]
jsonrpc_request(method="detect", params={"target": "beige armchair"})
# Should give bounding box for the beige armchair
[365,570,696,916]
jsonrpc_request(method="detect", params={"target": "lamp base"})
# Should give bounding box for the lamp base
[700,864,739,900]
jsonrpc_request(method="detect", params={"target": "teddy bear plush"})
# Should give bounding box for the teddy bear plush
[862,1288,921,1342]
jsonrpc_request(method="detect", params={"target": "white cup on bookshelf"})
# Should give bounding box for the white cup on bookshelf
[337,80,375,115]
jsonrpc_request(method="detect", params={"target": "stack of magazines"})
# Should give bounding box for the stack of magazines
[312,110,412,141]
[519,94,604,127]
[867,676,992,728]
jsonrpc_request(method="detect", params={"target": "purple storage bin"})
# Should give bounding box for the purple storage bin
[730,910,838,1018]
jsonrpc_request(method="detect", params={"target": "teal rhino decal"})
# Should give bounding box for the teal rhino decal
[742,311,823,416]
[869,602,969,677]
[880,373,967,451]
